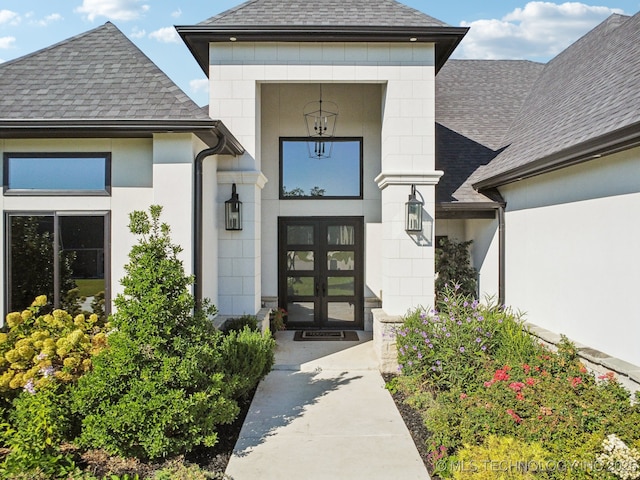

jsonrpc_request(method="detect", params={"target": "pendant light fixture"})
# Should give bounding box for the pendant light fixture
[303,85,338,159]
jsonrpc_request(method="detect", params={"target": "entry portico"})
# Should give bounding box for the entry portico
[177,0,468,332]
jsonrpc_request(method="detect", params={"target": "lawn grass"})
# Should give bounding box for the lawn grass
[74,278,105,297]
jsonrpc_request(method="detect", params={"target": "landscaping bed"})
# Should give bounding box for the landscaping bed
[386,284,640,480]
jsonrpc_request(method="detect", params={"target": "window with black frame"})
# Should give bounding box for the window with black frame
[279,138,363,199]
[6,213,109,316]
[3,153,110,195]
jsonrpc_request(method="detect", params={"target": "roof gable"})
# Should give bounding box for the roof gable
[199,0,448,27]
[475,13,640,188]
[0,22,207,122]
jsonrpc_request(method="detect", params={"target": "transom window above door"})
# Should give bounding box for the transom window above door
[279,138,363,199]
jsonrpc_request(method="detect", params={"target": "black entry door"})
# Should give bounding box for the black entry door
[278,217,364,329]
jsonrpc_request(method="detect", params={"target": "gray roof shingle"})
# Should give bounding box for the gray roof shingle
[199,0,449,27]
[0,22,208,121]
[435,60,545,203]
[475,13,640,185]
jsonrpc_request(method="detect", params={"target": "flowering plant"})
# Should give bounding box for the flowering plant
[270,307,288,331]
[597,434,640,479]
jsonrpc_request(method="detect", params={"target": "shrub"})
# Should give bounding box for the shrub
[219,326,275,398]
[0,297,108,399]
[72,206,274,460]
[221,314,259,334]
[451,435,551,480]
[435,238,477,299]
[396,284,532,389]
[0,384,77,478]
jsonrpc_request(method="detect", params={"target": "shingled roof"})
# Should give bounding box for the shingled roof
[199,0,448,27]
[0,22,242,152]
[177,0,467,75]
[435,60,545,206]
[474,13,640,189]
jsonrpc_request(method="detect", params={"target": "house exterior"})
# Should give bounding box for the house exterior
[1,1,638,369]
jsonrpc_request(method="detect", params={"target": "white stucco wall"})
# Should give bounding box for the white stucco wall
[0,134,202,316]
[499,147,640,366]
[209,40,440,317]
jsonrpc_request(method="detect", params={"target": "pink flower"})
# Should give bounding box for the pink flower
[526,377,535,386]
[460,393,468,400]
[570,377,582,388]
[506,409,522,424]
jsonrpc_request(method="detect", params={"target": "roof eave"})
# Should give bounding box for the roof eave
[474,121,640,190]
[0,119,245,156]
[177,25,468,75]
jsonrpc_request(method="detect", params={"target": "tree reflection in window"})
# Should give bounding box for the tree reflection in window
[280,138,362,199]
[7,214,107,318]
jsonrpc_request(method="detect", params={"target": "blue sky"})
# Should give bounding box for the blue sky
[1,0,639,106]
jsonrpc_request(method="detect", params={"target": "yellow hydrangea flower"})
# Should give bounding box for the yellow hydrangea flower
[63,357,80,369]
[0,332,7,344]
[5,349,20,364]
[9,372,24,389]
[21,310,33,321]
[32,295,48,307]
[6,312,22,328]
[0,371,13,389]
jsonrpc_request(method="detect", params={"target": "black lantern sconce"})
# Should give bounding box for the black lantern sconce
[405,184,424,233]
[225,183,242,231]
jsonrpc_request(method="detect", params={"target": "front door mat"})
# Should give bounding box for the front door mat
[294,330,360,341]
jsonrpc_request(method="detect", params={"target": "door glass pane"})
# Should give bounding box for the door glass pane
[327,251,354,271]
[286,251,314,271]
[287,276,315,297]
[287,225,314,245]
[59,216,105,313]
[327,277,355,296]
[327,302,355,323]
[327,225,354,245]
[9,216,55,311]
[287,302,315,324]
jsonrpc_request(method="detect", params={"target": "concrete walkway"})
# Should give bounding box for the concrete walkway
[225,331,430,480]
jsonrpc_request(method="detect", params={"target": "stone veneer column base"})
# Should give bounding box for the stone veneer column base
[372,308,404,374]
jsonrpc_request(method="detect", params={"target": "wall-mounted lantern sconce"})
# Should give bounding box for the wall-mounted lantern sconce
[225,183,242,231]
[405,184,423,233]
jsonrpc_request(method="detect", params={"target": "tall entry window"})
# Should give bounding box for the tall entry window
[280,138,363,199]
[6,213,109,315]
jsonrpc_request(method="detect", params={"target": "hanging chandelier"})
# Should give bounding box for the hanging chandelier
[303,85,338,159]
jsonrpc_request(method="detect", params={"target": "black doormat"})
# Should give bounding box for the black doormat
[293,330,360,341]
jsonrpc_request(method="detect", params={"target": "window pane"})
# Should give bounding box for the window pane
[327,251,354,271]
[327,277,355,296]
[287,302,315,324]
[327,302,355,323]
[60,216,105,305]
[327,225,355,245]
[9,216,55,311]
[287,225,314,245]
[7,156,107,191]
[287,277,314,297]
[281,139,361,198]
[286,251,314,271]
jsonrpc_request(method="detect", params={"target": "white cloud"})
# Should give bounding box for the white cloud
[0,9,20,25]
[130,26,146,38]
[75,0,150,22]
[190,79,209,94]
[149,26,180,43]
[171,8,182,18]
[0,36,16,49]
[32,13,64,27]
[455,2,624,60]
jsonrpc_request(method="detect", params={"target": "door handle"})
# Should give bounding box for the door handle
[315,282,320,297]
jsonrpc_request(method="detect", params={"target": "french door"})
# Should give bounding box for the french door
[278,217,364,329]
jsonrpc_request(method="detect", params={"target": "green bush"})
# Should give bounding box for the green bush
[435,238,477,299]
[220,326,275,398]
[451,435,551,480]
[0,384,77,478]
[221,314,259,334]
[71,206,274,461]
[396,284,532,389]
